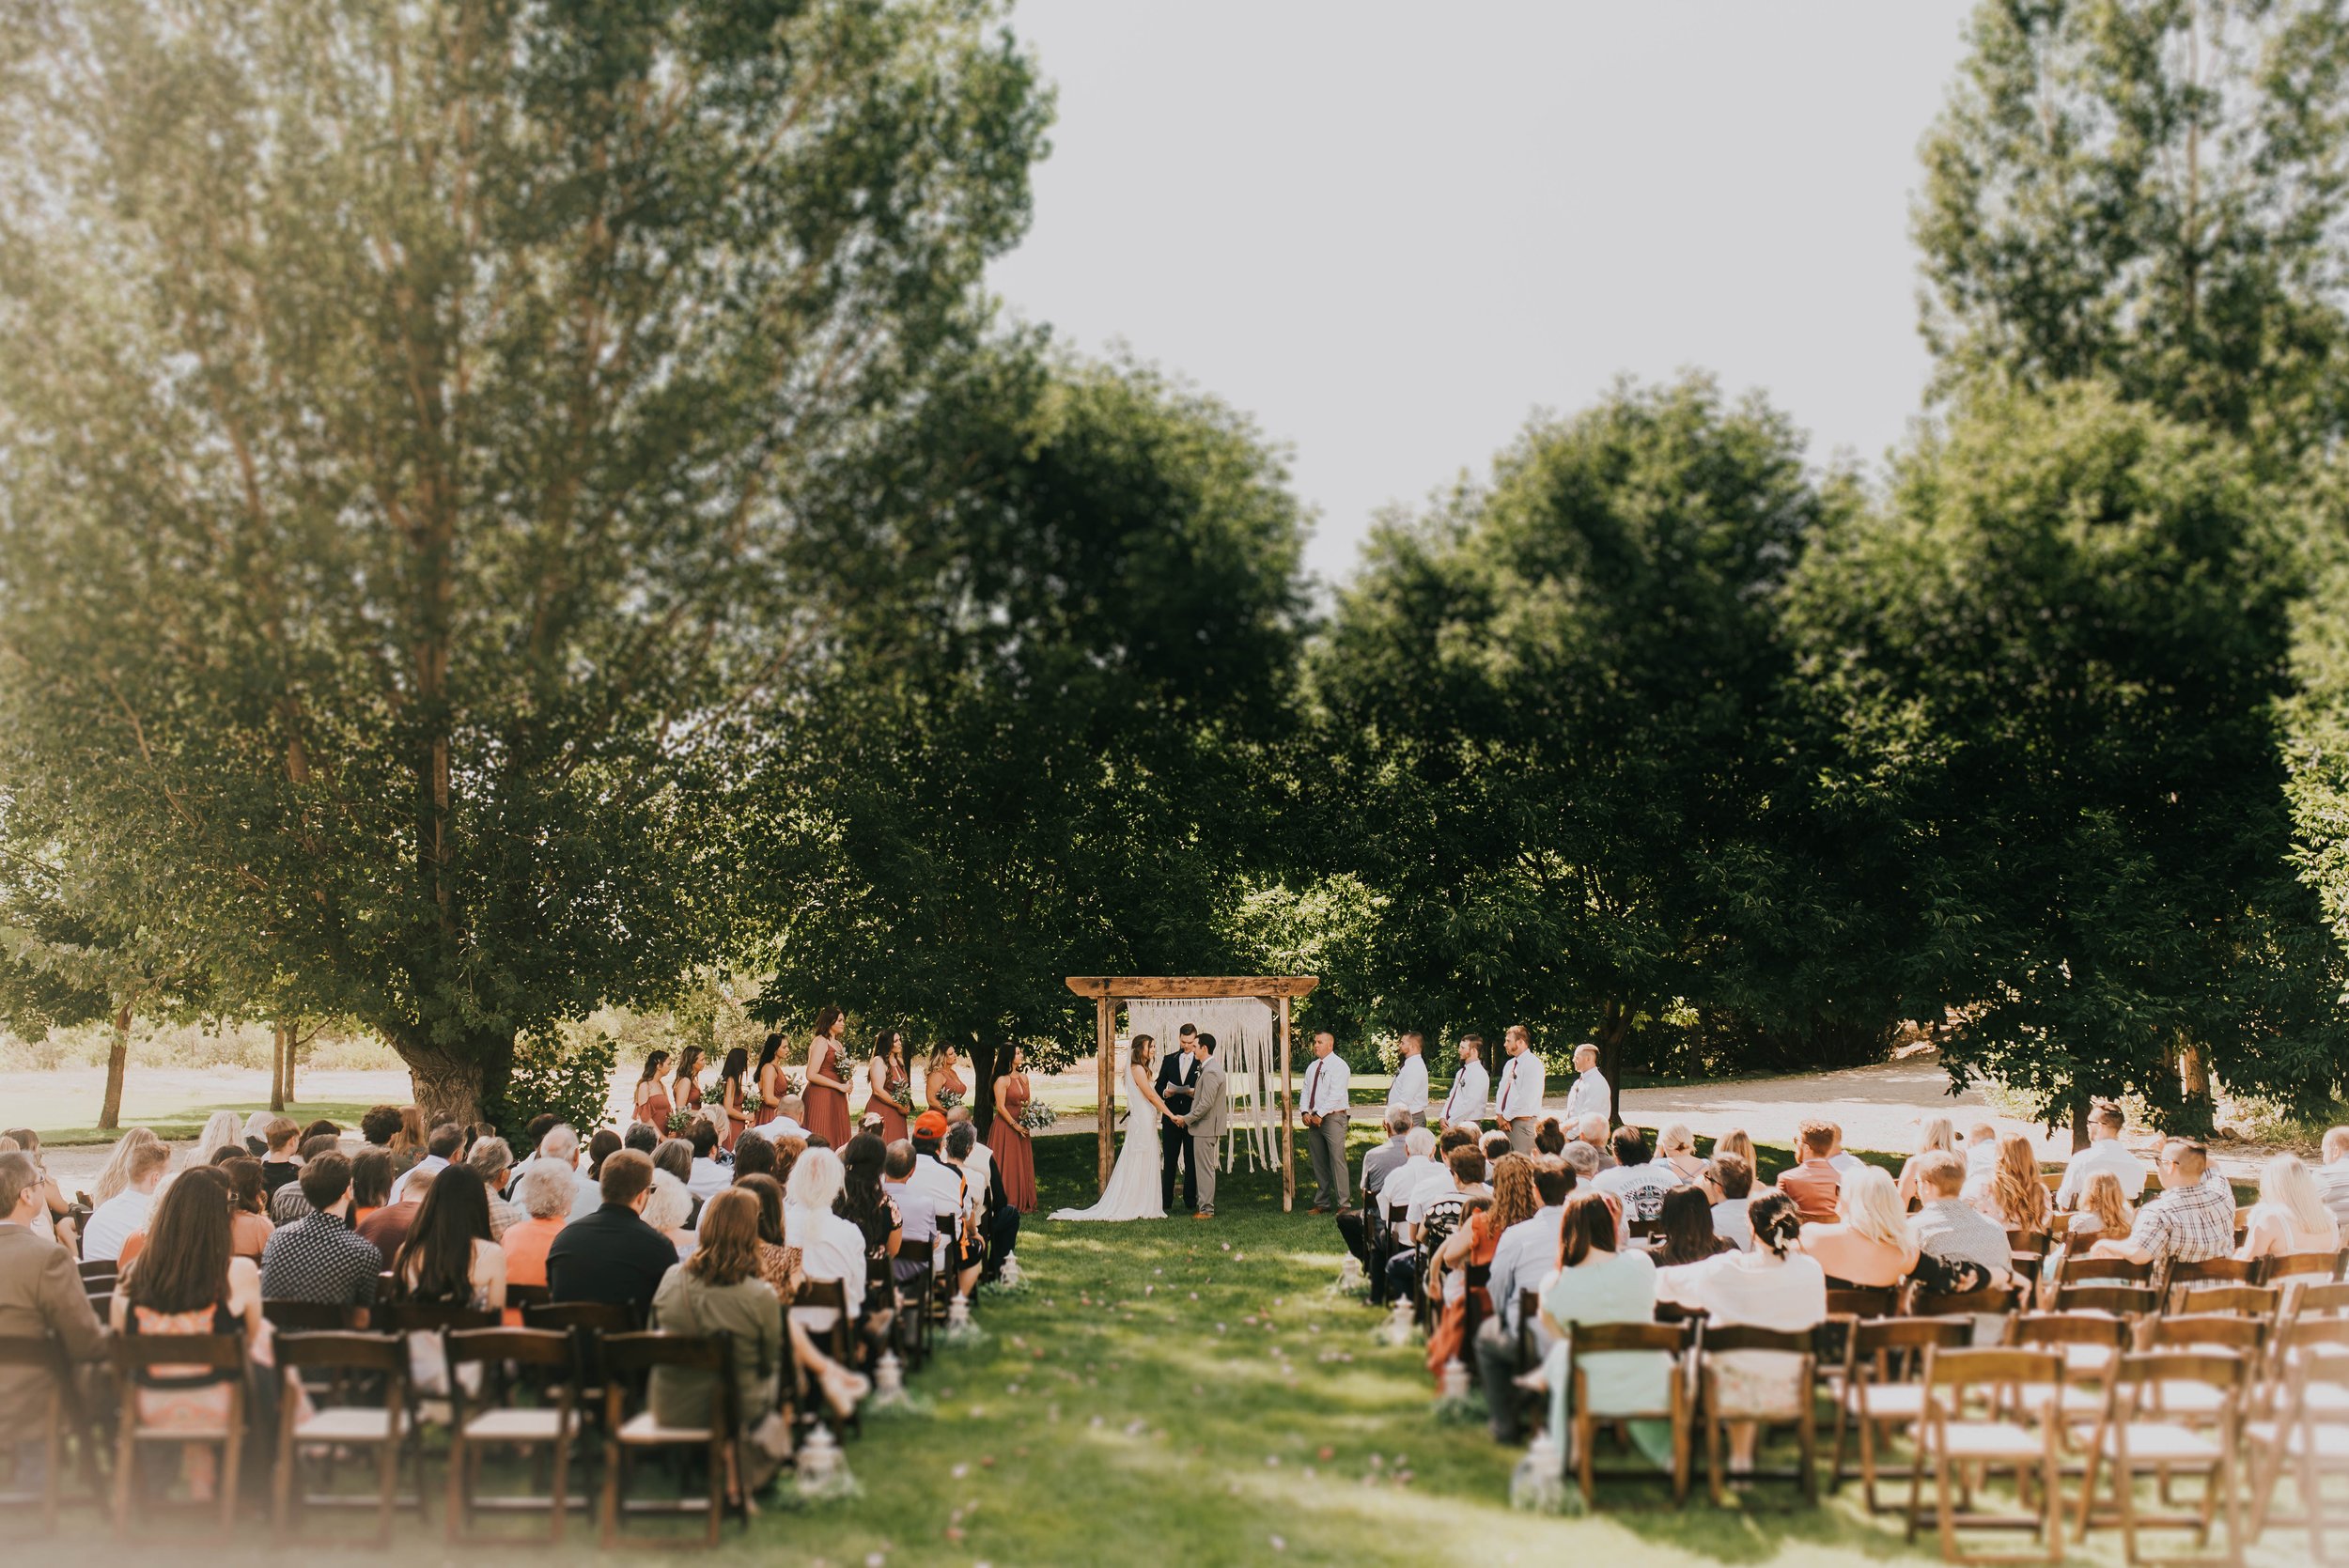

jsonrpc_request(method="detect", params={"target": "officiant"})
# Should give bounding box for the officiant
[1157,1024,1199,1211]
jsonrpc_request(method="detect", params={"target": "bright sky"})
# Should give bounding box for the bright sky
[988,2,1978,586]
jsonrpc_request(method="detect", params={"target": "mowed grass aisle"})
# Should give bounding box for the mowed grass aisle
[733,1133,1961,1568]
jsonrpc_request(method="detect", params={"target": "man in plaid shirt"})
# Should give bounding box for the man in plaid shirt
[2091,1141,2234,1266]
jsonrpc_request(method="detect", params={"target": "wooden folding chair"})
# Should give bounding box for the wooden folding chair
[2011,1312,2128,1421]
[78,1259,117,1292]
[599,1332,741,1549]
[1908,1345,2066,1565]
[1369,1202,1407,1305]
[271,1330,419,1546]
[2261,1252,2345,1289]
[2074,1350,2248,1568]
[263,1299,367,1333]
[504,1283,552,1312]
[108,1332,245,1540]
[1696,1324,1815,1506]
[443,1327,577,1544]
[2054,1284,2163,1320]
[789,1279,861,1437]
[2295,1281,2349,1321]
[522,1300,637,1434]
[1563,1319,1691,1508]
[894,1255,935,1370]
[2246,1315,2349,1556]
[1831,1315,1972,1512]
[0,1334,69,1533]
[2167,1258,2260,1310]
[2158,1285,2277,1322]
[2060,1254,2156,1289]
[1828,1286,1901,1320]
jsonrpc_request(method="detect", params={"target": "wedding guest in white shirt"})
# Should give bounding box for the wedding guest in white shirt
[1493,1025,1546,1155]
[1562,1043,1610,1125]
[1826,1126,1868,1180]
[1379,1126,1447,1235]
[388,1123,460,1206]
[2053,1103,2150,1209]
[1438,1033,1490,1126]
[1473,1153,1575,1440]
[1300,1032,1353,1213]
[1384,1032,1429,1128]
[1574,1113,1616,1170]
[81,1141,171,1264]
[1707,1152,1758,1250]
[1593,1124,1685,1236]
[750,1093,809,1143]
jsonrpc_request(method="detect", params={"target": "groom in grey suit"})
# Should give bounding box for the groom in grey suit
[1172,1032,1228,1218]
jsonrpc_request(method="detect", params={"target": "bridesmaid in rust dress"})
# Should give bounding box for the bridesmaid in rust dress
[632,1050,675,1134]
[865,1030,911,1144]
[669,1044,707,1127]
[753,1032,786,1129]
[927,1043,969,1112]
[717,1046,751,1151]
[986,1045,1038,1213]
[802,1006,851,1147]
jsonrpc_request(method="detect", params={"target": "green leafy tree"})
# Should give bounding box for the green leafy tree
[1309,377,1871,1119]
[745,348,1309,1124]
[1917,0,2349,458]
[1788,382,2348,1131]
[0,0,1049,1121]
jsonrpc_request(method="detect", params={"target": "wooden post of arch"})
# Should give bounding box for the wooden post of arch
[1066,975,1319,1209]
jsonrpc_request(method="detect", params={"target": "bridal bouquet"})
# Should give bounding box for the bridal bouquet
[1015,1098,1057,1134]
[664,1109,693,1134]
[741,1084,764,1115]
[888,1083,919,1118]
[931,1088,963,1111]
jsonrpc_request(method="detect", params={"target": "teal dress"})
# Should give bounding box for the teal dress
[1539,1249,1671,1469]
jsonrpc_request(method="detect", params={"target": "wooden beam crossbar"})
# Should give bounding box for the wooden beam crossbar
[1064,976,1319,1001]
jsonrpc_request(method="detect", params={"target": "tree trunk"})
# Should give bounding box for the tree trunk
[1595,998,1632,1126]
[97,1003,131,1131]
[401,1034,515,1130]
[2069,1090,2090,1153]
[2178,1039,2215,1136]
[284,1021,299,1104]
[270,1022,288,1111]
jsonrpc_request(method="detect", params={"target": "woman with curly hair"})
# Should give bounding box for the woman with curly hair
[1425,1152,1537,1382]
[1973,1132,2052,1242]
[2065,1171,2135,1245]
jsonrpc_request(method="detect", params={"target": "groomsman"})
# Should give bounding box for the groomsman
[1299,1030,1352,1213]
[1385,1032,1429,1127]
[1563,1043,1610,1125]
[1493,1025,1546,1154]
[1439,1033,1489,1126]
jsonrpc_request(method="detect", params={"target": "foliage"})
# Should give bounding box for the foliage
[743,345,1309,1116]
[1219,875,1389,1066]
[1917,0,2349,459]
[1307,376,1880,1114]
[1787,381,2349,1127]
[491,1022,620,1141]
[0,0,1050,1121]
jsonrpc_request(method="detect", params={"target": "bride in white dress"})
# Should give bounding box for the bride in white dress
[1049,1034,1171,1222]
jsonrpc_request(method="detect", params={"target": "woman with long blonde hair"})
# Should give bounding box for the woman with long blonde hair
[194,1110,246,1166]
[91,1126,163,1206]
[1897,1116,1957,1207]
[1713,1128,1762,1188]
[1974,1133,2052,1238]
[1798,1166,1918,1287]
[1656,1123,1706,1184]
[2065,1171,2134,1244]
[2239,1153,2341,1260]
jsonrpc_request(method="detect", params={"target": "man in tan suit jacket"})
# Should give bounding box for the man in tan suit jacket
[0,1151,107,1486]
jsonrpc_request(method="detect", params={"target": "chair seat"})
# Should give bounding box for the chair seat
[2246,1421,2349,1459]
[617,1410,716,1446]
[2143,1384,2229,1417]
[2011,1382,2105,1419]
[1923,1422,2049,1461]
[294,1407,401,1442]
[2098,1423,2222,1464]
[1851,1385,1927,1420]
[2306,1385,2349,1416]
[2060,1343,2115,1374]
[464,1407,570,1441]
[132,1422,233,1441]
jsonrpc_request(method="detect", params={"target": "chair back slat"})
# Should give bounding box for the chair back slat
[2165,1283,2278,1318]
[375,1302,498,1334]
[2295,1281,2349,1316]
[2262,1250,2345,1285]
[1852,1316,1972,1356]
[521,1300,637,1334]
[110,1333,243,1371]
[2144,1314,2267,1353]
[1566,1320,1688,1355]
[444,1327,571,1367]
[273,1330,405,1370]
[2058,1253,2154,1286]
[601,1330,728,1374]
[1923,1345,2060,1387]
[2167,1256,2259,1289]
[1910,1284,2022,1317]
[2115,1348,2246,1389]
[2051,1283,2159,1316]
[1699,1324,1811,1356]
[1825,1287,1898,1320]
[263,1299,366,1333]
[2013,1312,2127,1348]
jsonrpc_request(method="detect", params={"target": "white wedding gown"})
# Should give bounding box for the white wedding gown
[1048,1067,1167,1221]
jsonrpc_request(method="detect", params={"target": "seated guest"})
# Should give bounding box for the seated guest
[1960,1123,2000,1190]
[1483,1129,1516,1172]
[270,1134,342,1224]
[1561,1140,1601,1185]
[387,1122,461,1205]
[837,1133,902,1332]
[1778,1121,1843,1224]
[2064,1171,2135,1246]
[1474,1154,1574,1440]
[1386,1144,1488,1303]
[883,1140,947,1281]
[1708,1154,1757,1251]
[500,1161,572,1289]
[942,1107,997,1224]
[646,1188,788,1499]
[393,1164,506,1310]
[2,1129,72,1250]
[2238,1153,2341,1261]
[240,1110,274,1158]
[1824,1125,1865,1178]
[1573,1114,1616,1171]
[756,1094,809,1143]
[1906,1150,2014,1290]
[1670,1191,1824,1473]
[193,1111,244,1166]
[385,1107,428,1172]
[734,1173,868,1421]
[356,1154,425,1260]
[112,1165,263,1501]
[359,1105,404,1152]
[623,1122,661,1156]
[466,1137,523,1238]
[784,1146,869,1334]
[82,1141,170,1265]
[2092,1141,2235,1269]
[349,1148,395,1233]
[260,1153,381,1306]
[547,1149,676,1312]
[644,1172,699,1261]
[523,1113,559,1157]
[2054,1103,2148,1209]
[0,1151,106,1491]
[2316,1126,2349,1230]
[1897,1118,1958,1209]
[1592,1124,1682,1232]
[1428,1153,1535,1385]
[1971,1132,2052,1239]
[1652,1183,1733,1272]
[1339,1110,1416,1266]
[1532,1118,1567,1157]
[1798,1166,1919,1287]
[1713,1129,1762,1186]
[1539,1189,1668,1465]
[687,1117,731,1201]
[653,1138,698,1210]
[733,1135,778,1184]
[222,1157,274,1259]
[1655,1123,1707,1186]
[946,1123,1013,1286]
[257,1117,303,1197]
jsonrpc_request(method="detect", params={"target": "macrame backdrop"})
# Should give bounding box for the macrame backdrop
[1121,998,1279,1173]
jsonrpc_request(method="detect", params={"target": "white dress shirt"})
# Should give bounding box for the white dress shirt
[750,1114,807,1142]
[1828,1152,1866,1179]
[81,1187,156,1265]
[1489,1203,1564,1332]
[962,1138,995,1200]
[1494,1052,1546,1124]
[910,1154,965,1252]
[1302,1054,1352,1117]
[687,1156,730,1201]
[1377,1155,1442,1219]
[389,1154,449,1207]
[1386,1054,1429,1116]
[2055,1137,2151,1208]
[1562,1067,1610,1125]
[786,1204,869,1322]
[1439,1060,1489,1125]
[884,1176,943,1253]
[1712,1196,1755,1251]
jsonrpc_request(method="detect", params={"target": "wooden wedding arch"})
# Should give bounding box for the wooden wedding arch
[1064,975,1320,1212]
